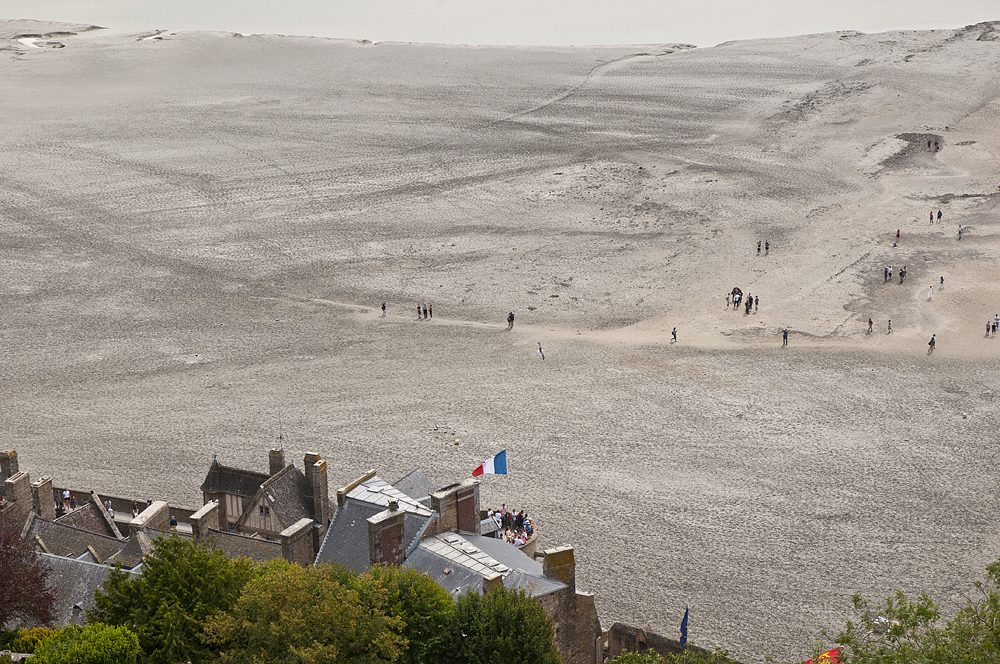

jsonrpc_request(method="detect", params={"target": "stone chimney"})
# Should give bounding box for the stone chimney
[541,545,577,593]
[430,478,480,535]
[0,450,18,484]
[31,476,55,520]
[269,449,286,476]
[304,453,330,528]
[483,571,503,594]
[280,518,315,566]
[190,500,220,543]
[130,500,170,533]
[367,504,405,566]
[1,471,32,531]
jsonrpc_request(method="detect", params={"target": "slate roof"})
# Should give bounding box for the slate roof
[39,553,136,625]
[200,459,270,498]
[411,532,564,598]
[53,500,121,539]
[346,475,433,517]
[314,497,434,572]
[256,464,311,529]
[315,500,383,571]
[403,546,485,596]
[204,529,283,562]
[25,514,128,563]
[393,468,437,501]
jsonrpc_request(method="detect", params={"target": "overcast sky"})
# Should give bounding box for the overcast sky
[6,0,999,46]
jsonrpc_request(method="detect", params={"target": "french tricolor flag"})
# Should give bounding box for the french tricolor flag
[472,450,507,477]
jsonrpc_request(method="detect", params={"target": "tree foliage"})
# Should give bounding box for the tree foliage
[31,624,140,664]
[203,560,406,664]
[0,527,56,629]
[832,557,1000,663]
[365,565,454,664]
[87,535,254,664]
[10,626,56,653]
[446,584,559,664]
[609,648,734,664]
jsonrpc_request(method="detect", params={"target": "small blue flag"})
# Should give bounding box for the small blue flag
[680,607,689,648]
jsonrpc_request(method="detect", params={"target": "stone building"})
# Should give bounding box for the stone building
[316,468,602,664]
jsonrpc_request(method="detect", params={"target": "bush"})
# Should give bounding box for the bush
[10,626,56,653]
[31,624,140,664]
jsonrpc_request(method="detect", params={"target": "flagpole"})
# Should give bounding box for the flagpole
[505,449,510,509]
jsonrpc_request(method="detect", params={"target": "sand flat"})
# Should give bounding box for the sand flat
[2,19,1000,661]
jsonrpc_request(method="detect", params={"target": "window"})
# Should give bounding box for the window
[265,506,270,517]
[259,505,265,516]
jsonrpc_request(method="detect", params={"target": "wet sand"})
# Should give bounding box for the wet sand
[3,18,1000,662]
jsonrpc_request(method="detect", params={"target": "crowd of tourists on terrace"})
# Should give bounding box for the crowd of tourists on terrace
[486,504,534,546]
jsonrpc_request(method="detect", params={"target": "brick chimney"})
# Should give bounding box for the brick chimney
[269,449,286,476]
[367,503,405,566]
[31,476,55,520]
[280,518,315,566]
[1,471,32,530]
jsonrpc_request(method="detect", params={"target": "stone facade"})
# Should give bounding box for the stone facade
[539,545,602,664]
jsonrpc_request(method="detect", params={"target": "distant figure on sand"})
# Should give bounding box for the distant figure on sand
[928,334,936,353]
[937,210,942,221]
[887,319,892,334]
[672,327,677,342]
[896,229,900,241]
[537,342,544,360]
[958,225,963,240]
[754,296,759,312]
[507,312,515,330]
[423,303,428,319]
[927,286,933,300]
[930,211,934,223]
[868,318,873,333]
[884,267,888,282]
[429,304,433,319]
[765,240,769,255]
[417,304,422,319]
[888,266,892,281]
[940,276,944,289]
[757,240,761,255]
[782,329,788,346]
[381,302,386,317]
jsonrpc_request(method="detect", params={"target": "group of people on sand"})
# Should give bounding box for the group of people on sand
[727,288,758,314]
[755,240,771,256]
[884,265,908,283]
[988,315,1000,338]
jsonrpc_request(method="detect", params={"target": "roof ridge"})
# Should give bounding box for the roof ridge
[36,516,127,542]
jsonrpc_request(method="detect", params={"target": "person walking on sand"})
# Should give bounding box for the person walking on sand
[868,318,873,333]
[884,267,888,282]
[381,302,386,317]
[765,240,769,255]
[940,276,944,289]
[754,295,759,313]
[937,210,942,222]
[930,211,934,223]
[423,303,428,319]
[928,286,933,300]
[887,319,892,334]
[896,229,900,242]
[888,266,892,281]
[928,334,936,353]
[537,342,545,360]
[757,240,761,255]
[726,292,731,308]
[782,329,788,346]
[507,311,515,330]
[958,225,963,240]
[429,304,433,319]
[672,327,677,342]
[417,304,422,319]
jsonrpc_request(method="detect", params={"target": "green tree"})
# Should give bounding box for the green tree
[447,585,559,664]
[10,626,56,653]
[31,624,140,664]
[88,535,254,664]
[365,566,455,664]
[609,652,668,664]
[203,560,405,664]
[833,590,945,663]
